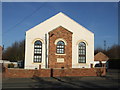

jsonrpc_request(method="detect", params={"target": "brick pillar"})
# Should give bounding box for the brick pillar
[39,65,41,69]
[90,64,93,68]
[48,26,73,69]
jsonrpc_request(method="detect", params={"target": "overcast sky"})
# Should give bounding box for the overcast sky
[2,2,118,49]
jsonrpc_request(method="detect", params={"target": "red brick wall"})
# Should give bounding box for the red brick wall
[52,68,106,77]
[3,68,106,78]
[2,68,51,78]
[48,26,73,68]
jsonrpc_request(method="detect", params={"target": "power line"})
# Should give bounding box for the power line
[3,2,47,35]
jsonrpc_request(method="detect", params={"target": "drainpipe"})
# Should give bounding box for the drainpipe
[45,34,47,68]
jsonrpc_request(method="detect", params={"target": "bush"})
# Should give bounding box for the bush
[108,59,120,69]
[8,63,14,68]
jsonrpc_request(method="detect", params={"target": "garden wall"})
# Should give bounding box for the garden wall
[2,67,106,78]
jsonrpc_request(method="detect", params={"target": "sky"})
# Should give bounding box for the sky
[2,2,118,49]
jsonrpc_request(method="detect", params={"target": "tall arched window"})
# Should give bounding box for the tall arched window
[34,40,42,63]
[56,41,65,54]
[78,42,86,63]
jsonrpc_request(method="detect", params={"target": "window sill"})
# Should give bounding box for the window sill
[55,53,66,55]
[32,63,42,64]
[78,63,86,64]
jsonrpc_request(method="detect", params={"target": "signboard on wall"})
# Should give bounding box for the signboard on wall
[57,58,64,63]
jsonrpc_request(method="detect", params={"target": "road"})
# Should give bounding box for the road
[1,69,120,89]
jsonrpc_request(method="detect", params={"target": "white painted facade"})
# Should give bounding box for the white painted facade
[25,12,94,69]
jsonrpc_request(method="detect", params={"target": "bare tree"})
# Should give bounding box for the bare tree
[2,40,25,61]
[95,44,120,59]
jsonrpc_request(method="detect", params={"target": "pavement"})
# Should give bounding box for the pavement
[1,69,120,89]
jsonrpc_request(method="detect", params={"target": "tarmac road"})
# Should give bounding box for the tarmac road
[1,69,120,89]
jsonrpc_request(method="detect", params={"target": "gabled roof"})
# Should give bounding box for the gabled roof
[48,26,73,34]
[94,52,109,61]
[26,12,94,35]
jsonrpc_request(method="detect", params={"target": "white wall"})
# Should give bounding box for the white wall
[24,12,94,69]
[0,60,18,67]
[24,33,46,69]
[93,61,107,67]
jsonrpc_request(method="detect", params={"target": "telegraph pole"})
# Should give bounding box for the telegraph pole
[104,40,106,51]
[2,45,4,51]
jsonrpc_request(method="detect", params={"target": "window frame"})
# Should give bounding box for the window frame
[78,42,86,63]
[33,40,42,63]
[56,41,65,54]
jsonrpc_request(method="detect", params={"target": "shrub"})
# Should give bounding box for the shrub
[8,63,14,68]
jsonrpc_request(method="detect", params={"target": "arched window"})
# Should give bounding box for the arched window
[34,40,42,63]
[56,41,65,54]
[78,42,86,63]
